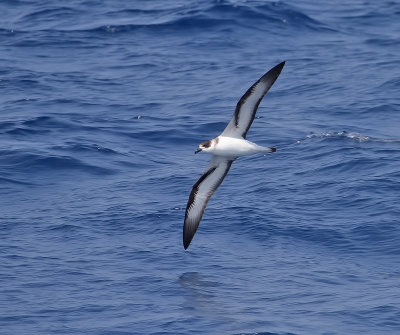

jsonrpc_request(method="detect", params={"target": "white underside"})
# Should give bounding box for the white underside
[210,136,271,157]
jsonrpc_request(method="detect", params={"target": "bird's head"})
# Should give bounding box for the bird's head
[195,140,214,154]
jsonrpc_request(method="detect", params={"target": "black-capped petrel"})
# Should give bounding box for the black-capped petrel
[183,61,285,249]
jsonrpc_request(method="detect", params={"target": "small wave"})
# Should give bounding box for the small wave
[1,151,115,176]
[11,1,334,34]
[247,219,353,251]
[306,131,400,143]
[55,142,120,155]
[30,155,115,175]
[3,115,74,137]
[48,223,85,232]
[366,36,400,47]
[22,115,57,127]
[272,130,400,152]
[89,2,333,34]
[351,221,400,255]
[0,176,35,186]
[17,6,81,31]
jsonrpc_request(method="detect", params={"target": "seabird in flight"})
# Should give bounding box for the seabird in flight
[183,61,285,249]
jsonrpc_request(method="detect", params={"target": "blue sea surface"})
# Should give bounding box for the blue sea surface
[1,1,400,334]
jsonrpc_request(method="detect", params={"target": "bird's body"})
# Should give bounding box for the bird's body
[183,61,285,249]
[204,136,276,157]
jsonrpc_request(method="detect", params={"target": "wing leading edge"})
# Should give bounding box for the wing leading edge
[183,156,235,249]
[221,61,285,139]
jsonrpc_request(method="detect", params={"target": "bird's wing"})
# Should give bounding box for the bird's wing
[221,61,285,139]
[183,155,235,249]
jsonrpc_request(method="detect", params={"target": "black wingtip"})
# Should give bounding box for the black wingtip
[183,226,193,250]
[271,147,277,152]
[259,61,286,87]
[267,61,285,77]
[273,61,286,73]
[183,237,191,250]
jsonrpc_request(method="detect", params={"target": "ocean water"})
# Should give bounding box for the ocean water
[1,0,400,334]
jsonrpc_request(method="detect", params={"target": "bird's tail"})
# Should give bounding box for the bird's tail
[261,146,277,153]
